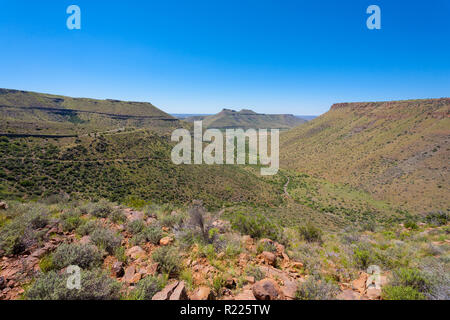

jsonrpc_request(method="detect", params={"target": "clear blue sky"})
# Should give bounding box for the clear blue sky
[0,0,449,115]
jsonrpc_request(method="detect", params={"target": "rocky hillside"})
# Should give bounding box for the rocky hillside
[184,109,306,130]
[280,98,450,214]
[0,200,448,300]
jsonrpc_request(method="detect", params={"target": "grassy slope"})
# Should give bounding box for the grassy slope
[280,98,450,214]
[185,108,306,130]
[0,89,178,135]
[0,130,283,209]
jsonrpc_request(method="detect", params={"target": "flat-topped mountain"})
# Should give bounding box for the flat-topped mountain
[184,108,307,130]
[0,89,178,136]
[280,98,450,213]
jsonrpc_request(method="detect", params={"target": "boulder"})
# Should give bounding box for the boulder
[252,279,284,300]
[169,281,188,300]
[152,281,180,300]
[123,265,141,284]
[126,246,145,259]
[191,286,213,300]
[351,272,368,294]
[261,251,277,266]
[112,261,124,278]
[159,236,174,246]
[0,276,6,290]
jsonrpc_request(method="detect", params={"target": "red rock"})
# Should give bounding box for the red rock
[126,246,145,259]
[261,251,277,266]
[191,286,212,300]
[152,281,180,300]
[169,281,187,300]
[159,236,174,246]
[252,279,284,300]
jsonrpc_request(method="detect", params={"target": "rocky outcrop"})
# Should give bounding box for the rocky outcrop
[152,281,187,300]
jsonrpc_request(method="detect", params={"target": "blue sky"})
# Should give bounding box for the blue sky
[0,0,449,115]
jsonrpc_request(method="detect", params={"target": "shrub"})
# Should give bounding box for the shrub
[390,268,430,292]
[298,223,323,243]
[129,225,162,246]
[52,243,103,270]
[424,211,449,226]
[382,285,425,300]
[90,228,122,254]
[145,225,163,245]
[109,209,126,224]
[244,265,264,281]
[295,277,339,300]
[353,245,375,269]
[76,220,101,236]
[127,219,145,235]
[80,200,114,218]
[404,220,418,230]
[26,270,122,300]
[39,254,55,273]
[152,246,181,276]
[130,276,165,300]
[231,213,283,242]
[61,210,82,232]
[0,205,50,255]
[114,246,127,263]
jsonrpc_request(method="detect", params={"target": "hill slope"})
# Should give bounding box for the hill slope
[184,108,306,130]
[280,98,450,214]
[0,89,178,136]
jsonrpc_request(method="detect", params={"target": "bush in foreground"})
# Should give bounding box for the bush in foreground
[295,277,339,300]
[26,270,122,300]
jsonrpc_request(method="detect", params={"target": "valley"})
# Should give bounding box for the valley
[0,89,448,301]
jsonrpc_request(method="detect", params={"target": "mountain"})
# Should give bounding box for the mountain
[0,89,179,136]
[280,98,450,214]
[184,108,307,130]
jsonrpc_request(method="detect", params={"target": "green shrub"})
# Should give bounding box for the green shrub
[80,200,114,218]
[52,243,103,270]
[298,223,323,243]
[26,270,122,300]
[404,220,418,230]
[152,246,181,276]
[127,219,145,235]
[76,220,101,236]
[391,268,430,292]
[90,228,122,254]
[382,285,426,300]
[145,225,163,245]
[231,213,283,242]
[130,225,162,246]
[114,246,127,263]
[130,276,165,300]
[61,210,82,232]
[39,254,55,273]
[0,205,50,255]
[425,211,449,226]
[353,246,374,269]
[109,209,126,224]
[295,277,339,300]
